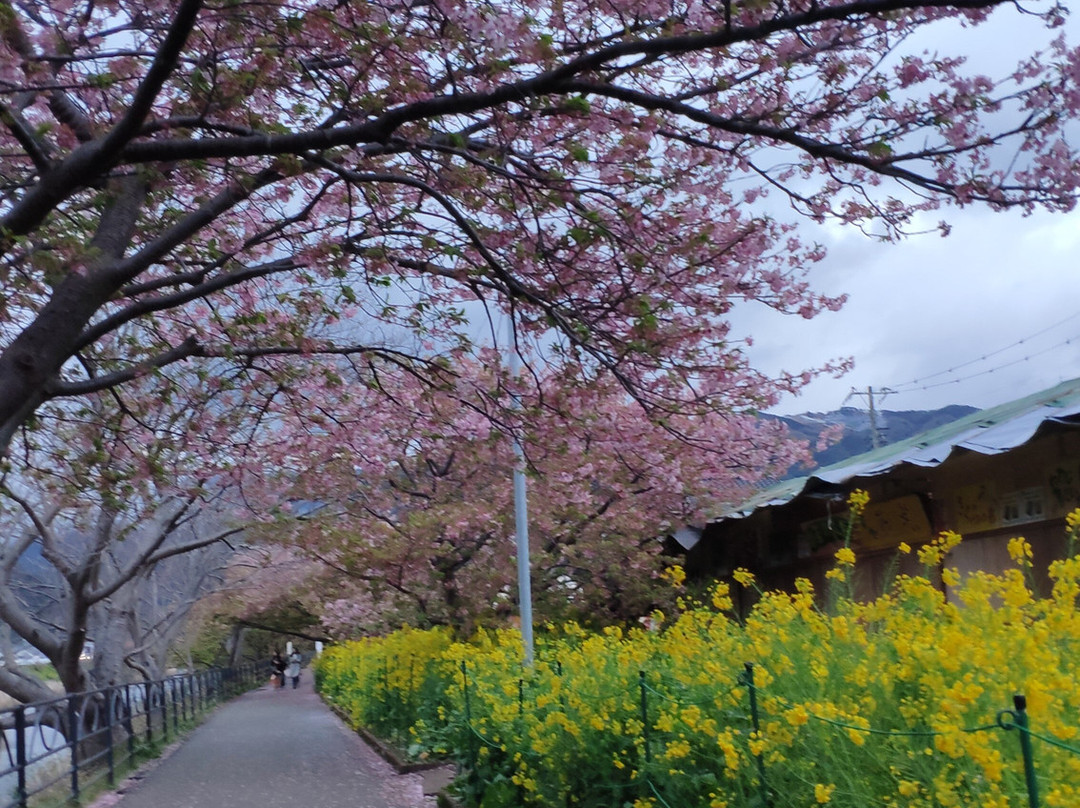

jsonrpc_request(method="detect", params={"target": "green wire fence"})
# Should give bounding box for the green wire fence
[320,651,1080,808]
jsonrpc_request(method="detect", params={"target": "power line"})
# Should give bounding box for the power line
[888,310,1080,392]
[893,332,1080,394]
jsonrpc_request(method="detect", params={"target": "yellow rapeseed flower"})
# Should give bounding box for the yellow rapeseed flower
[1067,507,1080,531]
[917,543,941,566]
[786,704,810,726]
[710,581,733,611]
[847,488,870,516]
[815,783,836,803]
[664,738,692,760]
[835,546,856,566]
[1008,536,1034,566]
[733,568,755,587]
[662,564,687,587]
[317,517,1080,808]
[898,780,920,797]
[938,530,963,552]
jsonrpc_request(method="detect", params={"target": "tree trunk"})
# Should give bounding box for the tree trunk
[226,624,247,668]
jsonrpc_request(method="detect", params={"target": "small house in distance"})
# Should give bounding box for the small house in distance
[682,378,1080,596]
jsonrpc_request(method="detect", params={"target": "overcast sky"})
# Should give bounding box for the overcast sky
[727,7,1080,418]
[737,204,1080,416]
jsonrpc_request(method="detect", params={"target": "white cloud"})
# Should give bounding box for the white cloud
[734,205,1080,415]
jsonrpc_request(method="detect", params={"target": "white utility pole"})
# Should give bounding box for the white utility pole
[507,328,535,666]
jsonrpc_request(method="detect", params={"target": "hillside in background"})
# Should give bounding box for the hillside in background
[774,404,979,477]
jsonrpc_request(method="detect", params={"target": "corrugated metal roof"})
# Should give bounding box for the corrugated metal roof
[714,378,1080,523]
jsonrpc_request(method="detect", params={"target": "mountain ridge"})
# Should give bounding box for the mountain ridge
[771,404,979,476]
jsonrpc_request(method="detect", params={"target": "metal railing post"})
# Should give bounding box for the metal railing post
[172,678,179,734]
[105,688,115,785]
[144,683,153,746]
[161,681,169,742]
[124,684,135,760]
[67,695,80,801]
[14,705,27,808]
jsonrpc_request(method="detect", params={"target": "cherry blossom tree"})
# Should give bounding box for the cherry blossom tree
[1,0,1078,469]
[2,0,1080,665]
[198,546,331,666]
[87,541,235,684]
[0,362,286,702]
[0,483,244,702]
[256,361,809,635]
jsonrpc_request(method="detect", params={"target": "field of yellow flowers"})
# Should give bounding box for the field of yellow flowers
[317,516,1080,808]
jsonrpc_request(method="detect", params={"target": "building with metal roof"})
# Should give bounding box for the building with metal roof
[682,377,1080,596]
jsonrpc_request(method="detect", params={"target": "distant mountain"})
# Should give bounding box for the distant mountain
[771,404,979,477]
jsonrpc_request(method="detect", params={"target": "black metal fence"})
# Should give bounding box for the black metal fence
[0,662,270,808]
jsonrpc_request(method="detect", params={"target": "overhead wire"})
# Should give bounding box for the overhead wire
[884,311,1080,395]
[892,332,1080,393]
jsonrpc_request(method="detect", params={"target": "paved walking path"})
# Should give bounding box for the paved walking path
[98,671,440,808]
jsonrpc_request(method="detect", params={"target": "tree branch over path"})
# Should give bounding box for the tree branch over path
[0,0,1074,460]
[0,0,204,238]
[107,0,1029,166]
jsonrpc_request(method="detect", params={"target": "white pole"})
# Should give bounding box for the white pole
[507,328,535,666]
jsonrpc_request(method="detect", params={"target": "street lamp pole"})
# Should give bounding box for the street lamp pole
[508,334,535,666]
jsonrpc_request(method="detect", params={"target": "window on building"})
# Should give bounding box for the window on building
[1001,487,1046,526]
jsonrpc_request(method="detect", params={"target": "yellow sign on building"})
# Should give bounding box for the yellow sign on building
[852,495,934,550]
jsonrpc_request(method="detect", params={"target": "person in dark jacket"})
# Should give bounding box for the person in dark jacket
[271,650,286,689]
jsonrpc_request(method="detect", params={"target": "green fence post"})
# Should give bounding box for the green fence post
[382,656,390,732]
[1012,694,1041,808]
[461,660,475,766]
[461,660,480,802]
[743,662,771,808]
[392,654,399,731]
[410,657,417,727]
[639,670,652,764]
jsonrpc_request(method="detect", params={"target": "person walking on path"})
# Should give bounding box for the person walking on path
[271,650,286,689]
[287,649,302,689]
[98,666,439,808]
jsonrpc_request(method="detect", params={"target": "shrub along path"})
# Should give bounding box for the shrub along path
[97,669,437,808]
